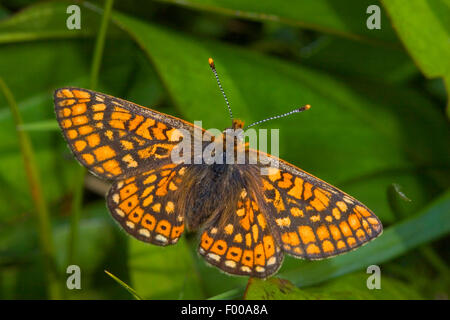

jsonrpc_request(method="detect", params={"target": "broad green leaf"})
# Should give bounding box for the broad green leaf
[381,0,450,79]
[381,0,450,114]
[312,273,424,299]
[157,0,399,44]
[0,0,140,101]
[0,40,89,109]
[302,36,418,84]
[245,272,424,299]
[0,1,103,43]
[244,278,317,300]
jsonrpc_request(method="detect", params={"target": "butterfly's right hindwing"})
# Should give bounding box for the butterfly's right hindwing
[107,163,187,245]
[198,186,284,278]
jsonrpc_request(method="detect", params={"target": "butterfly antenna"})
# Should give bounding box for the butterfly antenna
[245,105,311,129]
[209,58,233,121]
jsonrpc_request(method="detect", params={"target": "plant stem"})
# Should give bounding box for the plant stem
[90,0,115,89]
[0,78,61,299]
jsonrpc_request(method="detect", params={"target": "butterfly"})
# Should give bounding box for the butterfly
[54,58,382,278]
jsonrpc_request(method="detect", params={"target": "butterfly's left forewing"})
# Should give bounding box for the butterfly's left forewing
[254,150,383,260]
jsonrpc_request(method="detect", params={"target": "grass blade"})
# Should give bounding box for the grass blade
[90,0,114,89]
[0,77,61,299]
[18,120,59,131]
[104,270,143,300]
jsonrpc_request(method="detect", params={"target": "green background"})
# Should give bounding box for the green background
[0,0,448,299]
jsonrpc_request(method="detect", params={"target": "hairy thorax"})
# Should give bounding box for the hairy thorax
[178,160,261,232]
[176,119,263,231]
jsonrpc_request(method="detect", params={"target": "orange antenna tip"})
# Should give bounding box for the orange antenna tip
[299,104,311,111]
[208,57,215,68]
[245,104,310,129]
[209,57,233,121]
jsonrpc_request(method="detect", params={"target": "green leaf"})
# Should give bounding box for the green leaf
[0,1,98,43]
[381,0,450,115]
[302,36,418,84]
[156,0,399,44]
[0,40,89,108]
[307,272,424,299]
[381,0,450,79]
[244,278,315,300]
[244,272,424,299]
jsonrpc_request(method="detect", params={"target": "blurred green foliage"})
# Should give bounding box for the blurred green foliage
[0,0,448,300]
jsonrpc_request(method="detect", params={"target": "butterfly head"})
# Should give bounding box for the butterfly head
[218,119,246,152]
[232,119,244,130]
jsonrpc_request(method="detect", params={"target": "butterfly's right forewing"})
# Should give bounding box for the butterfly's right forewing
[254,150,383,260]
[54,87,199,180]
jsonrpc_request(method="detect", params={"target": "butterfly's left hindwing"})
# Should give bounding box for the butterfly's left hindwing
[54,87,195,180]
